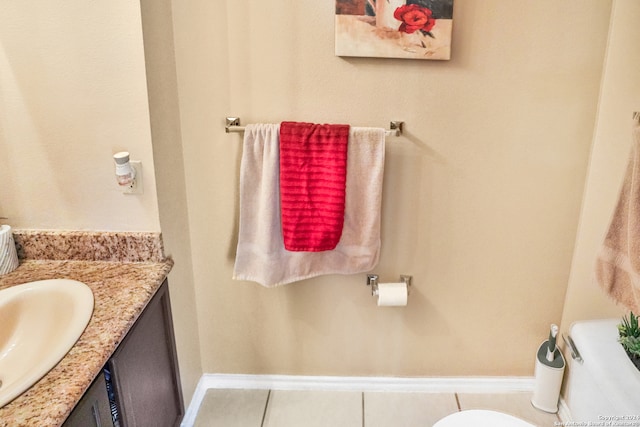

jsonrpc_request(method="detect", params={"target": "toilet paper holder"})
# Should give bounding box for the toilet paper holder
[366,274,412,296]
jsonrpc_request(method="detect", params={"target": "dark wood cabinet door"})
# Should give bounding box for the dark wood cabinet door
[63,372,114,427]
[108,280,184,427]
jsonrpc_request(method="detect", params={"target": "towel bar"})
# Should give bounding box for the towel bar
[225,117,404,137]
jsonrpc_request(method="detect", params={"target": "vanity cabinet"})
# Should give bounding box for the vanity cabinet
[64,280,183,427]
[62,372,114,427]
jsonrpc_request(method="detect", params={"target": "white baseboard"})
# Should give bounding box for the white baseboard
[557,397,572,424]
[181,374,535,427]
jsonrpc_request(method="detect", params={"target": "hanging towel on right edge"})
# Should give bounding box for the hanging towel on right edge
[596,121,640,313]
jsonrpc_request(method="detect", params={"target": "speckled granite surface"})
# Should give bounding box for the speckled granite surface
[13,230,166,262]
[0,230,173,427]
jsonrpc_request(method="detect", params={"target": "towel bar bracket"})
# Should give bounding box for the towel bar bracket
[226,117,241,133]
[389,121,403,137]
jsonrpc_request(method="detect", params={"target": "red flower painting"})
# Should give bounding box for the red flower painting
[393,4,436,36]
[334,0,453,60]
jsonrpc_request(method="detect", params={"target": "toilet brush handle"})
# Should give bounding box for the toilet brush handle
[546,324,558,361]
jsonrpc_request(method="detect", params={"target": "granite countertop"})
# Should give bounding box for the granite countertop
[0,231,173,427]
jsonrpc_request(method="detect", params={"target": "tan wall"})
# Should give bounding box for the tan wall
[0,1,202,404]
[2,0,629,403]
[560,0,640,336]
[171,0,612,377]
[138,0,202,403]
[0,1,159,231]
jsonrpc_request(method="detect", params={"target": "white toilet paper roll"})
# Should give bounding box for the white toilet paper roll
[0,225,19,276]
[376,282,408,306]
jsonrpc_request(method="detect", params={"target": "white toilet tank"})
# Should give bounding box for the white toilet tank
[565,319,640,422]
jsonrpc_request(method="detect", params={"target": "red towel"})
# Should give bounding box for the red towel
[279,121,350,251]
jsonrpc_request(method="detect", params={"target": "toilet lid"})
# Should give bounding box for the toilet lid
[434,410,535,427]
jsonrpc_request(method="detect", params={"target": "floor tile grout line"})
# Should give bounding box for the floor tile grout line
[362,392,365,427]
[260,389,272,427]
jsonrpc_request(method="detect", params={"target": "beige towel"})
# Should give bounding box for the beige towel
[233,125,385,287]
[596,123,640,313]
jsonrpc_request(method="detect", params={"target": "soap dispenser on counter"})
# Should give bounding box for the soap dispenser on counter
[0,222,19,275]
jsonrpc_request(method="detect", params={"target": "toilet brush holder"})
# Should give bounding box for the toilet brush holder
[531,340,565,413]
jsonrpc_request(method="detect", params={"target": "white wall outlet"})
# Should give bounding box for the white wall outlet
[123,161,143,195]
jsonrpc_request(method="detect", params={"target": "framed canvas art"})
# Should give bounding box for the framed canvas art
[335,0,453,60]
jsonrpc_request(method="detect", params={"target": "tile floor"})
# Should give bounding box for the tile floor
[193,389,561,427]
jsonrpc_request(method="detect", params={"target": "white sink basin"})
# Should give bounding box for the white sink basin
[0,279,94,408]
